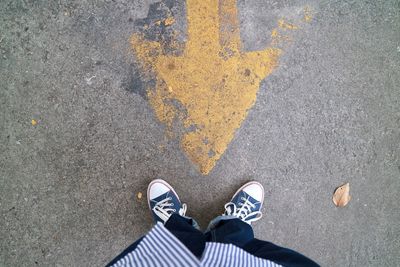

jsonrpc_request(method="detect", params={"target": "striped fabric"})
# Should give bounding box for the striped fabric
[111,222,282,267]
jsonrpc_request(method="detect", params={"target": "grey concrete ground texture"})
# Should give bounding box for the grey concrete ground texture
[1,0,399,266]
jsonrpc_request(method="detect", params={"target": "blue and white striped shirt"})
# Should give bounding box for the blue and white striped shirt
[111,222,282,267]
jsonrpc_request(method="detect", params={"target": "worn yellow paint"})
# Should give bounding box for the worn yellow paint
[130,0,309,174]
[270,18,300,46]
[155,17,176,27]
[278,19,299,30]
[303,6,313,22]
[164,17,175,26]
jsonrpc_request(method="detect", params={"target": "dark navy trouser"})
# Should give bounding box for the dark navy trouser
[107,214,320,267]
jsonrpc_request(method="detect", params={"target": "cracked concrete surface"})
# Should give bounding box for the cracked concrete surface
[1,0,399,266]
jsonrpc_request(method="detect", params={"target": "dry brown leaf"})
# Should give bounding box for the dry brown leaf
[333,183,351,207]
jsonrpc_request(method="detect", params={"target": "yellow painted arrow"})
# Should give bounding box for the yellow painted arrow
[131,0,310,174]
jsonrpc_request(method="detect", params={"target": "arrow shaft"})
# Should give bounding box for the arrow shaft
[219,0,241,53]
[186,0,220,54]
[186,0,241,55]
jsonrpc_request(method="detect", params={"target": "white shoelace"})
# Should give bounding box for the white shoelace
[152,197,187,223]
[224,196,262,224]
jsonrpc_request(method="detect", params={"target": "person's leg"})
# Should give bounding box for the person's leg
[243,238,320,267]
[205,215,254,247]
[205,181,263,246]
[164,214,206,258]
[206,181,320,267]
[206,217,319,267]
[106,237,143,267]
[148,179,206,258]
[107,179,205,266]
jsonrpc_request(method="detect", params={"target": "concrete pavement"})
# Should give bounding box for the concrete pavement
[1,0,399,266]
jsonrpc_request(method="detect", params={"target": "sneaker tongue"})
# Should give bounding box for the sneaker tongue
[241,192,259,204]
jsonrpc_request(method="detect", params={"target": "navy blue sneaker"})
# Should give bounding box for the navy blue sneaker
[147,179,187,224]
[223,181,264,224]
